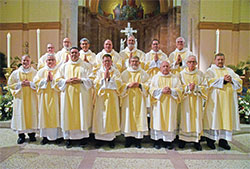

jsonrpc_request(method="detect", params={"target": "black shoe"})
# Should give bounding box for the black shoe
[65,140,72,148]
[194,142,202,151]
[125,137,133,148]
[80,138,88,148]
[178,140,186,149]
[109,140,115,148]
[164,142,174,150]
[219,139,231,150]
[17,134,25,144]
[40,137,49,145]
[135,139,142,149]
[95,140,103,148]
[153,140,161,149]
[206,137,216,149]
[55,138,63,144]
[28,133,36,142]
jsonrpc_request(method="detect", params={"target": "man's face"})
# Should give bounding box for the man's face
[80,40,89,52]
[214,55,225,68]
[160,61,170,75]
[22,56,31,69]
[104,40,113,53]
[127,36,135,49]
[47,44,55,54]
[102,56,112,70]
[46,56,56,68]
[63,38,71,48]
[70,49,80,62]
[176,39,184,50]
[186,56,197,71]
[152,40,159,52]
[129,58,140,70]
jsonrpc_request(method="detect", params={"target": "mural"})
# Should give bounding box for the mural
[98,0,160,20]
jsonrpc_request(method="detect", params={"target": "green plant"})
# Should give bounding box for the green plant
[227,61,250,76]
[238,94,250,124]
[0,91,13,121]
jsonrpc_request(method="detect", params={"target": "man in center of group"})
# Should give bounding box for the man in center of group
[120,56,149,148]
[55,47,93,148]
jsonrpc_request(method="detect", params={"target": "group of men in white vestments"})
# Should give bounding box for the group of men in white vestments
[8,35,242,150]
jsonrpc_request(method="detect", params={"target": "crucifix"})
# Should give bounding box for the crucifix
[120,22,138,51]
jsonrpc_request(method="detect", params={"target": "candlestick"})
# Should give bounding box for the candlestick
[37,29,41,60]
[7,33,11,68]
[216,29,220,54]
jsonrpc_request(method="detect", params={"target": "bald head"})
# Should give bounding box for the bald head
[104,39,113,53]
[63,38,71,49]
[160,61,171,75]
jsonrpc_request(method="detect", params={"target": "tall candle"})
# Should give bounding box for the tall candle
[216,29,220,54]
[37,29,41,60]
[7,33,11,68]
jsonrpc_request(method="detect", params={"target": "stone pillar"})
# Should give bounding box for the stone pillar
[181,0,200,65]
[60,0,78,47]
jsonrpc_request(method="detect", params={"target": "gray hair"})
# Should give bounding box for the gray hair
[80,38,90,44]
[176,37,185,43]
[187,55,197,62]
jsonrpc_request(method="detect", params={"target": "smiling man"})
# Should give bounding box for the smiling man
[55,47,93,148]
[204,53,242,150]
[149,61,182,149]
[37,43,56,70]
[8,55,38,144]
[79,38,96,69]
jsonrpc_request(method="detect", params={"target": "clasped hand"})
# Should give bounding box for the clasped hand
[66,77,82,84]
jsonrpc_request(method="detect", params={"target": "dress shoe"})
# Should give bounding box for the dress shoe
[17,137,25,144]
[109,140,115,148]
[95,140,104,148]
[178,140,186,149]
[28,133,36,142]
[194,142,202,151]
[55,138,64,144]
[153,140,161,149]
[40,137,49,145]
[206,137,216,149]
[219,139,231,150]
[164,142,174,150]
[65,140,72,148]
[125,137,133,148]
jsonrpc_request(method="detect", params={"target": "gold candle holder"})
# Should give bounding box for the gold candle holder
[3,67,13,82]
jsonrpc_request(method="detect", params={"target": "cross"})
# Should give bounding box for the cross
[120,22,137,38]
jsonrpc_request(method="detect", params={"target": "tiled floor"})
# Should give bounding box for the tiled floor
[0,127,250,169]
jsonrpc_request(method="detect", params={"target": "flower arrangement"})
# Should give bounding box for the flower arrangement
[238,94,250,124]
[0,91,13,121]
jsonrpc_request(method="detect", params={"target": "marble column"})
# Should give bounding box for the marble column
[181,0,200,65]
[60,0,78,47]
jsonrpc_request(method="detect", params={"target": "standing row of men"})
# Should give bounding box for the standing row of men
[8,36,242,151]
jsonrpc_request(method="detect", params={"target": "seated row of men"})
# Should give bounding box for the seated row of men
[8,40,242,151]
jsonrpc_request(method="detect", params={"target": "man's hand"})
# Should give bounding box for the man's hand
[66,77,82,84]
[176,54,182,65]
[47,71,53,82]
[84,55,89,63]
[162,86,171,94]
[154,53,159,62]
[189,82,195,91]
[104,68,110,81]
[129,52,133,59]
[21,79,30,86]
[224,74,232,83]
[128,82,140,88]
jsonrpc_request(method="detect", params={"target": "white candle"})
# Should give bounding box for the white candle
[7,33,11,68]
[37,29,41,60]
[216,29,220,54]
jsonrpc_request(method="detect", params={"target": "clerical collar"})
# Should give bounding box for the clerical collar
[63,47,70,52]
[45,65,57,71]
[150,49,162,54]
[125,47,137,53]
[127,66,141,72]
[102,49,114,54]
[80,49,91,54]
[211,64,225,69]
[69,58,82,65]
[158,71,171,77]
[175,48,188,53]
[100,66,114,72]
[20,66,31,73]
[183,67,198,74]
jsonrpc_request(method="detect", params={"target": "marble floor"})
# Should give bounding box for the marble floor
[0,125,249,169]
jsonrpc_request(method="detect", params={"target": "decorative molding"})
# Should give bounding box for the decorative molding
[199,22,250,31]
[0,22,61,30]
